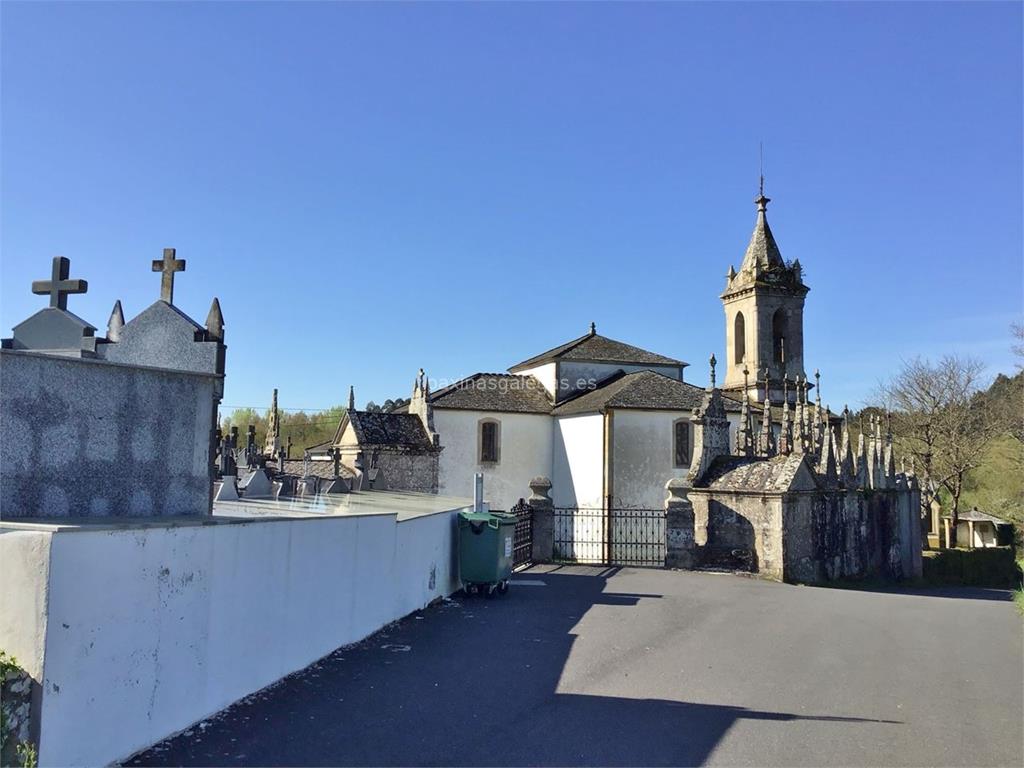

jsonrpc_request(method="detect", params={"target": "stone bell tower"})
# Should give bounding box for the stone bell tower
[721,185,809,404]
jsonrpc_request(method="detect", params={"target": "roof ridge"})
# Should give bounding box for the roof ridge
[507,331,594,372]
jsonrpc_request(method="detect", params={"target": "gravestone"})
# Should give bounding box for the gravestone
[1,250,226,518]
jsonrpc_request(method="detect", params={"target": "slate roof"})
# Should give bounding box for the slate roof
[553,370,743,416]
[348,411,435,451]
[694,453,814,492]
[509,330,684,372]
[429,374,553,414]
[957,508,1011,525]
[274,459,355,480]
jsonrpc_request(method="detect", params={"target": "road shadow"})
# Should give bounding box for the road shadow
[126,567,897,767]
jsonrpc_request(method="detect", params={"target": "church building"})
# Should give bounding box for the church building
[420,190,811,511]
[321,191,829,514]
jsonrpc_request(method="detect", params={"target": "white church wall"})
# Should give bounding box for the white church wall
[3,507,462,768]
[512,362,557,398]
[552,413,605,509]
[434,409,552,511]
[611,409,689,510]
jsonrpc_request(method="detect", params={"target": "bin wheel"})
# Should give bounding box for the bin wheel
[465,584,476,596]
[498,581,509,595]
[485,584,497,599]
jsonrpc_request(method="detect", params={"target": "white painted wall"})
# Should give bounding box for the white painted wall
[0,529,52,683]
[2,509,463,768]
[434,409,553,511]
[512,363,557,398]
[552,414,605,509]
[611,409,689,510]
[956,521,999,548]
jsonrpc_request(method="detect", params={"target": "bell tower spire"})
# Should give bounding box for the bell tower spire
[721,181,809,405]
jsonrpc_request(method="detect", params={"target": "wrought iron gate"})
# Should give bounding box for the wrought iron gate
[553,505,666,566]
[509,498,533,569]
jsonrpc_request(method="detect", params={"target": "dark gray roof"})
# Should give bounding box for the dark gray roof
[509,330,685,372]
[349,411,435,451]
[429,374,553,414]
[553,370,743,416]
[275,459,354,480]
[694,453,813,492]
[957,508,1011,525]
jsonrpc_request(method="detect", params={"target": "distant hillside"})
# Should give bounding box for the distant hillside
[956,370,1023,524]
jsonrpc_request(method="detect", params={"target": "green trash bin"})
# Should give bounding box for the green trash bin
[458,510,516,596]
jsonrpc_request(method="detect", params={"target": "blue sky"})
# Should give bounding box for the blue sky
[2,1,1021,415]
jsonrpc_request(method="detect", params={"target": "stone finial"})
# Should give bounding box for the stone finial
[589,321,596,335]
[348,385,356,412]
[817,426,838,483]
[736,364,754,456]
[32,256,87,310]
[152,247,186,304]
[779,393,792,456]
[838,412,855,484]
[709,353,717,389]
[205,297,224,341]
[854,431,868,487]
[107,300,125,342]
[528,476,553,504]
[759,389,775,457]
[688,383,730,482]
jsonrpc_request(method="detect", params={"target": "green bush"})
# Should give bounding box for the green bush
[922,547,1019,588]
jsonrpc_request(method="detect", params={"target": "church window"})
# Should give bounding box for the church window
[734,312,746,364]
[772,309,787,364]
[673,419,691,467]
[479,419,500,464]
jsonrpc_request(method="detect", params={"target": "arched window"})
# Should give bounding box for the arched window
[478,418,500,464]
[673,418,691,468]
[734,312,746,364]
[772,309,787,365]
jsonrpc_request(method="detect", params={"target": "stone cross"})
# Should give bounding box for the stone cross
[32,256,87,310]
[152,248,186,304]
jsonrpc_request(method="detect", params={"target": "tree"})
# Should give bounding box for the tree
[875,355,1003,542]
[1012,321,1024,368]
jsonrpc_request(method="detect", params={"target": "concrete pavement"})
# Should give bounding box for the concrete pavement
[126,566,1023,766]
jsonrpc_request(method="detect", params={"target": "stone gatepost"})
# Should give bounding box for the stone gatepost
[665,478,697,570]
[528,476,555,564]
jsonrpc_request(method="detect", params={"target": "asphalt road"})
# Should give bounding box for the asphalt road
[126,566,1023,767]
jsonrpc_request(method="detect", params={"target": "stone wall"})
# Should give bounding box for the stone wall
[781,488,921,584]
[372,450,439,494]
[691,491,785,579]
[0,349,219,518]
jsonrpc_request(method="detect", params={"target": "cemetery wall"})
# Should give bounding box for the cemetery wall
[0,349,218,518]
[1,508,460,767]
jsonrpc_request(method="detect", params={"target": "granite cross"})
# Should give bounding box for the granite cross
[31,256,88,310]
[152,248,186,304]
